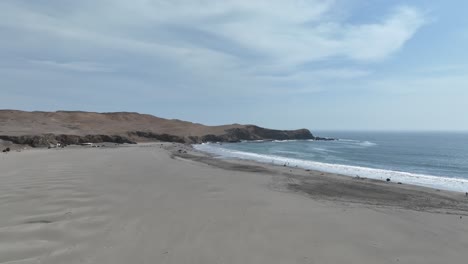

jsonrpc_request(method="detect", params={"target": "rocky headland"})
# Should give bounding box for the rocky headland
[0,110,331,148]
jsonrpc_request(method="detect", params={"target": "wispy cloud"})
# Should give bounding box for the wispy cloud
[0,1,426,70]
[338,6,427,61]
[29,60,115,73]
[1,0,446,130]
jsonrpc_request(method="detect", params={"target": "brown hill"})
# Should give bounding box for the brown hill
[0,110,318,147]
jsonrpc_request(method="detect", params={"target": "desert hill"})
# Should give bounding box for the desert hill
[0,110,319,147]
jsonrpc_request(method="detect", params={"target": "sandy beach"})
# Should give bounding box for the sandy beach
[1,143,468,264]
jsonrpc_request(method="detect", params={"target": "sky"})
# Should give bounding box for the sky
[1,0,467,131]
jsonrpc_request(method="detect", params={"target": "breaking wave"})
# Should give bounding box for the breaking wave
[194,143,468,192]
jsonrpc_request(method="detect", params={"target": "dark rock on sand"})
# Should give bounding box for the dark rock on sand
[128,131,186,143]
[0,134,135,148]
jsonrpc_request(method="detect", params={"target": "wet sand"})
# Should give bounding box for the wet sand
[1,143,467,263]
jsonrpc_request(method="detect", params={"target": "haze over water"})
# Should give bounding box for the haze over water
[196,132,468,192]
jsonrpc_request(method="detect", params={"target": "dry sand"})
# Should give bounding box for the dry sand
[1,144,468,264]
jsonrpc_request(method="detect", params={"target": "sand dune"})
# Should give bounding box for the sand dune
[1,145,467,263]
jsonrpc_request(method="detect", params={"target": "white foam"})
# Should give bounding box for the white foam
[312,147,340,153]
[272,139,299,143]
[194,143,468,192]
[338,139,359,142]
[338,139,377,147]
[360,141,377,147]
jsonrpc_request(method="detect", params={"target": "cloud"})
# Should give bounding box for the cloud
[29,60,115,73]
[0,1,426,64]
[341,6,427,61]
[0,0,428,104]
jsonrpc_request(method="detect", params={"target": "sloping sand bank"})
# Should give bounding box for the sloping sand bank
[1,144,467,264]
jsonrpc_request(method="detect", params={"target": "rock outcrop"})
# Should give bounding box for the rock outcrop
[0,134,135,148]
[194,126,314,143]
[128,131,186,143]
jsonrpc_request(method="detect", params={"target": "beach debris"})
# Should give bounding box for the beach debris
[465,192,468,197]
[386,178,391,182]
[2,147,10,153]
[397,182,402,184]
[305,169,311,172]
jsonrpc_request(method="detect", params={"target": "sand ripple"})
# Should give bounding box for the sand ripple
[0,154,112,264]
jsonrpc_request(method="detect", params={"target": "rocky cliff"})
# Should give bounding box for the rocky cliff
[0,110,324,147]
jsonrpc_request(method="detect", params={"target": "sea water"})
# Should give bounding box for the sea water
[194,132,468,192]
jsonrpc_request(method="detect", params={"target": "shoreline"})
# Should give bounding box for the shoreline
[3,140,468,194]
[168,143,468,215]
[5,142,468,212]
[1,142,468,263]
[193,142,468,193]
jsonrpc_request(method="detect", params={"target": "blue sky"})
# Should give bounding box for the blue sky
[1,0,467,131]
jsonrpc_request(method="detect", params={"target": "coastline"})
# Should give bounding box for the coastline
[1,143,468,263]
[172,143,468,215]
[193,141,468,193]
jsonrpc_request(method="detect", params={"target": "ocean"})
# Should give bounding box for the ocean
[194,131,468,192]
